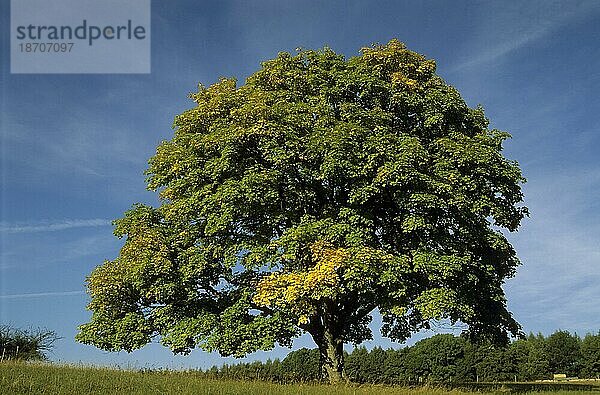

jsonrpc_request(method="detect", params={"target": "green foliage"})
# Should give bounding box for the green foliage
[401,334,468,383]
[346,346,389,383]
[0,325,59,361]
[473,344,518,382]
[281,348,321,382]
[195,330,600,384]
[546,331,582,377]
[77,40,527,381]
[580,332,600,378]
[520,333,552,380]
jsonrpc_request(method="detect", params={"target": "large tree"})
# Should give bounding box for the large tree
[77,40,527,383]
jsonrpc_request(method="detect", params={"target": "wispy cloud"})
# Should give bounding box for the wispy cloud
[504,166,600,334]
[2,103,153,181]
[450,28,551,73]
[450,2,600,73]
[0,228,119,271]
[0,290,85,299]
[0,219,112,234]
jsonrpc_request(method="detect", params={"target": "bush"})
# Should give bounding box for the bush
[0,325,59,361]
[281,348,321,382]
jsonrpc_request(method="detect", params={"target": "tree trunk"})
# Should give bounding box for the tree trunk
[311,324,347,383]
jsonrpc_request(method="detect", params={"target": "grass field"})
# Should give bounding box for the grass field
[1,361,599,395]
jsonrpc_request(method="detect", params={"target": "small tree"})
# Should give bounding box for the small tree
[77,40,527,383]
[580,332,600,378]
[520,333,551,380]
[402,334,467,383]
[0,325,59,361]
[346,346,388,383]
[546,330,582,376]
[281,348,321,382]
[474,344,518,382]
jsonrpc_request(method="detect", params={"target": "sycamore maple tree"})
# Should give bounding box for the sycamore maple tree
[77,40,528,383]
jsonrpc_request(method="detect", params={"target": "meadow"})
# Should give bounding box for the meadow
[1,361,599,395]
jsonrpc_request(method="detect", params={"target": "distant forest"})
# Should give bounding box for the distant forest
[200,331,600,383]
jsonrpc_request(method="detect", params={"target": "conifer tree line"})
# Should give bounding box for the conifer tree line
[199,331,600,383]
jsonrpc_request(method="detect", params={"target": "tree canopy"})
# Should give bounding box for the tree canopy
[76,39,527,383]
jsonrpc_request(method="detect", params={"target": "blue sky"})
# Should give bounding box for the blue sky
[2,0,600,368]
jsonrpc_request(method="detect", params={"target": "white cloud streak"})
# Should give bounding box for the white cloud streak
[504,166,600,334]
[0,219,112,234]
[0,290,84,299]
[449,2,600,73]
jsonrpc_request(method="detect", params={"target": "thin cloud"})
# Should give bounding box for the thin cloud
[0,232,118,271]
[0,290,84,299]
[450,3,600,73]
[504,167,600,334]
[450,26,551,72]
[0,219,112,234]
